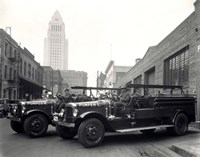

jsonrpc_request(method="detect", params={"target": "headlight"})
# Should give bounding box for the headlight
[22,106,26,114]
[73,108,78,117]
[13,106,17,114]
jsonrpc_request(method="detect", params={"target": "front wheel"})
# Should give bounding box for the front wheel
[23,114,48,137]
[56,124,77,139]
[10,120,24,133]
[78,118,105,148]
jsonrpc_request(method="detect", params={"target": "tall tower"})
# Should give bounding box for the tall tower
[44,10,68,70]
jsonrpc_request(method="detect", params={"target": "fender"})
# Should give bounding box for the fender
[24,109,52,119]
[78,111,112,131]
[171,109,184,123]
[79,111,105,119]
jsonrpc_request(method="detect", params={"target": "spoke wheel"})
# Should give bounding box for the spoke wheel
[78,118,105,148]
[173,113,188,136]
[169,113,188,136]
[24,114,48,137]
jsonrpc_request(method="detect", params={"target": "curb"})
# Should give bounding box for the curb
[171,144,200,157]
[153,145,182,157]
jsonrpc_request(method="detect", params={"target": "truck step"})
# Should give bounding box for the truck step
[116,124,174,133]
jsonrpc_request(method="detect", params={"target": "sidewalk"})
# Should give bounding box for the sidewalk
[171,122,200,157]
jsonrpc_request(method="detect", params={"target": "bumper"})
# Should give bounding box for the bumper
[10,116,21,122]
[58,121,75,128]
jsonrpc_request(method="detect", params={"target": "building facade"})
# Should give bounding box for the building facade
[0,28,44,100]
[104,60,132,88]
[96,71,106,88]
[0,28,19,99]
[61,70,87,95]
[44,10,68,70]
[114,0,200,120]
[43,66,63,96]
[43,66,53,92]
[18,47,43,100]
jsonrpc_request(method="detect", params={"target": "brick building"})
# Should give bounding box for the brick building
[114,0,200,120]
[18,47,43,100]
[0,28,44,100]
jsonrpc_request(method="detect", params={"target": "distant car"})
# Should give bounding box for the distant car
[55,84,196,148]
[0,99,20,118]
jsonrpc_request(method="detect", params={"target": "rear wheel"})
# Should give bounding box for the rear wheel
[10,120,24,133]
[56,124,77,139]
[23,114,48,137]
[140,129,155,135]
[78,118,105,148]
[169,113,188,136]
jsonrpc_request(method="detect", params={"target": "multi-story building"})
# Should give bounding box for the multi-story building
[61,70,87,95]
[104,60,132,88]
[18,47,43,100]
[43,10,68,70]
[52,69,63,95]
[0,28,43,100]
[0,28,19,99]
[114,0,200,120]
[96,71,106,88]
[43,66,63,96]
[43,66,53,92]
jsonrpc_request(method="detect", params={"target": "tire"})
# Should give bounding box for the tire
[23,114,48,137]
[56,124,77,139]
[78,118,105,148]
[10,120,24,133]
[140,129,155,135]
[170,113,188,136]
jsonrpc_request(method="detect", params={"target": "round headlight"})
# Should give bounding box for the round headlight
[22,106,26,114]
[73,108,78,117]
[13,106,17,114]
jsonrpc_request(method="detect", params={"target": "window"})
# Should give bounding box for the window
[14,70,16,80]
[5,42,8,57]
[164,46,189,86]
[28,64,31,78]
[32,67,34,80]
[20,59,22,74]
[14,50,17,58]
[24,62,26,76]
[4,65,7,79]
[9,68,12,80]
[10,46,12,57]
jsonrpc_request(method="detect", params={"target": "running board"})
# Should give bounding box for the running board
[116,125,174,133]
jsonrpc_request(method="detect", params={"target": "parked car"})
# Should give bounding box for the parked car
[55,84,196,148]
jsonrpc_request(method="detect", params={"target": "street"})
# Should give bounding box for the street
[0,118,200,157]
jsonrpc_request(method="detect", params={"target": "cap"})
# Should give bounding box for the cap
[64,88,70,92]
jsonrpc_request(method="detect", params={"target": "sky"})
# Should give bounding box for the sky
[0,0,195,86]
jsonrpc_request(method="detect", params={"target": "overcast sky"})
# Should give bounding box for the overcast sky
[0,0,195,86]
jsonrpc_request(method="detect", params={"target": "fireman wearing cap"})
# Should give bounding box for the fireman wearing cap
[55,87,73,113]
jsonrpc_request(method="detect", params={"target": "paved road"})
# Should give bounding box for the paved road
[0,118,200,157]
